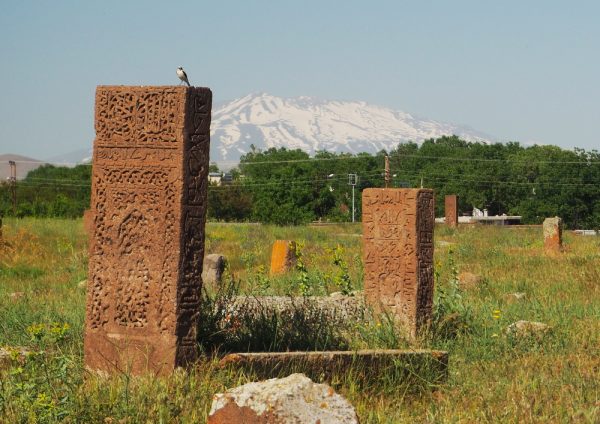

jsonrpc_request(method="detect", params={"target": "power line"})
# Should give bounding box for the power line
[8,150,600,168]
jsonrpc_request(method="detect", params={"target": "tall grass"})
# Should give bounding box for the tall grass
[0,218,598,422]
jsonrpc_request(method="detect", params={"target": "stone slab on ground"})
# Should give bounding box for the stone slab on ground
[219,349,449,385]
[226,294,366,325]
[208,373,358,424]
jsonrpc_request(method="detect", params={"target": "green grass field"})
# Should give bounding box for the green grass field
[0,218,599,423]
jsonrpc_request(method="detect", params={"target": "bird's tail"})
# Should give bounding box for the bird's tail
[186,80,191,87]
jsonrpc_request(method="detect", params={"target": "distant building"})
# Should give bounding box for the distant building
[208,172,222,185]
[436,207,521,225]
[221,173,233,185]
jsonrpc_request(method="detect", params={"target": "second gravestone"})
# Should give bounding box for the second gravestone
[445,195,458,228]
[362,188,435,338]
[85,86,212,375]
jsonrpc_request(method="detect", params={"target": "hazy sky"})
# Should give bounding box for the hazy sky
[1,0,599,159]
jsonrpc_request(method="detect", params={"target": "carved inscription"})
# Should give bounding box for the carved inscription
[444,195,458,228]
[85,86,212,375]
[362,189,434,337]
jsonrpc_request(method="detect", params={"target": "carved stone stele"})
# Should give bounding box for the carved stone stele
[362,188,435,338]
[444,195,458,228]
[270,240,297,275]
[543,216,563,254]
[85,86,212,375]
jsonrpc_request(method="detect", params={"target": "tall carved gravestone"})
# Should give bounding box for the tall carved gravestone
[362,189,435,338]
[444,195,458,228]
[543,217,563,254]
[85,86,212,375]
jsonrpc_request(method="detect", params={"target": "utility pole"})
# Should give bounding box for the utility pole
[384,155,390,188]
[348,173,358,223]
[8,161,16,215]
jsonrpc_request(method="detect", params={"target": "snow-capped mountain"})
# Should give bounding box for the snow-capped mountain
[210,93,494,163]
[47,92,494,166]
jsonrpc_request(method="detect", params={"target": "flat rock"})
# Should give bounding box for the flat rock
[457,272,483,289]
[505,292,526,303]
[505,320,551,337]
[208,373,358,424]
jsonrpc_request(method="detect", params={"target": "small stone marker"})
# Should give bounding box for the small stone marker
[82,209,93,234]
[84,86,212,375]
[208,373,359,424]
[444,195,458,228]
[270,240,297,274]
[362,188,435,338]
[202,254,226,285]
[543,217,563,254]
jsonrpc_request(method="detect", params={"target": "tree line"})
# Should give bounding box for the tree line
[2,136,600,228]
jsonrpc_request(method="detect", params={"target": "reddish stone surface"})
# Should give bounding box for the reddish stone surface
[84,86,212,375]
[543,217,563,254]
[270,240,297,274]
[207,402,276,424]
[444,195,458,228]
[208,373,359,424]
[82,209,93,234]
[362,188,435,338]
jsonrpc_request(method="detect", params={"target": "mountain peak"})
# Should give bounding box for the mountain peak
[210,93,493,163]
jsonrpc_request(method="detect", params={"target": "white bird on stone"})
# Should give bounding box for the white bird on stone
[176,67,190,87]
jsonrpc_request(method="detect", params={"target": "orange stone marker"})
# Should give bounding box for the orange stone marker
[543,216,563,254]
[82,209,93,234]
[362,188,435,338]
[444,194,458,228]
[85,86,212,375]
[270,240,297,274]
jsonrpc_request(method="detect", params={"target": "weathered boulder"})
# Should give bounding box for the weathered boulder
[457,272,483,289]
[202,254,226,285]
[505,320,551,338]
[208,373,359,424]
